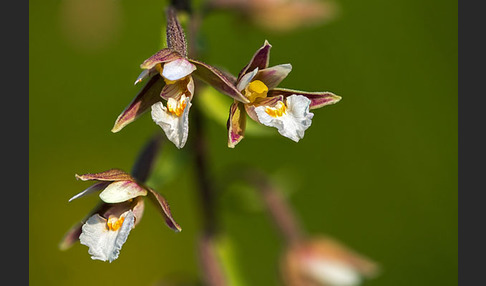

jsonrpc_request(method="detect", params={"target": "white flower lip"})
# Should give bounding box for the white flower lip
[151,98,192,149]
[162,58,196,81]
[255,95,313,142]
[79,210,135,263]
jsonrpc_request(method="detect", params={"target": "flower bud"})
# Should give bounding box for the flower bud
[281,237,379,286]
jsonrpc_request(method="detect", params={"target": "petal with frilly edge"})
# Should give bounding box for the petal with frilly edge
[189,59,250,104]
[237,40,272,81]
[268,88,342,110]
[59,202,113,250]
[162,58,196,81]
[254,64,292,89]
[227,101,247,148]
[147,188,182,232]
[255,95,313,142]
[244,95,284,123]
[151,99,192,149]
[79,210,135,263]
[99,181,148,203]
[60,199,145,251]
[112,75,165,133]
[140,48,183,70]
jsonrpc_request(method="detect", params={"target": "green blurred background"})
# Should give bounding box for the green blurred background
[29,0,457,285]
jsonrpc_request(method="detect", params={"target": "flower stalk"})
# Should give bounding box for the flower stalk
[192,100,218,235]
[60,0,366,283]
[181,3,228,285]
[243,169,304,245]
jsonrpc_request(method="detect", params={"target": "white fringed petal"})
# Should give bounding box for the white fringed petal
[162,58,196,81]
[303,258,362,286]
[79,211,135,263]
[255,95,313,142]
[151,99,192,149]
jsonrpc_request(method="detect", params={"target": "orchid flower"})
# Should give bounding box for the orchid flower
[112,7,248,148]
[227,41,342,147]
[59,168,181,262]
[208,0,338,32]
[282,237,379,286]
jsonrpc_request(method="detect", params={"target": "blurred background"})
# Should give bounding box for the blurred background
[29,0,457,285]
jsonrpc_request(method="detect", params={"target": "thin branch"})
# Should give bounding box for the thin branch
[181,2,227,285]
[244,169,305,245]
[198,233,226,286]
[192,103,218,235]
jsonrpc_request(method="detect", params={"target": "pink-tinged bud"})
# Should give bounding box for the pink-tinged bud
[281,238,379,286]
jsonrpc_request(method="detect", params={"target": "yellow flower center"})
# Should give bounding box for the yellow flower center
[245,80,268,103]
[155,63,163,74]
[107,216,125,231]
[163,77,178,85]
[167,97,188,117]
[265,101,287,118]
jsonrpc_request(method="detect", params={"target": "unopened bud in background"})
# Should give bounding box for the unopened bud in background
[281,237,379,286]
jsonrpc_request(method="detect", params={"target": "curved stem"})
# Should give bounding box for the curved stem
[244,169,305,245]
[198,232,226,286]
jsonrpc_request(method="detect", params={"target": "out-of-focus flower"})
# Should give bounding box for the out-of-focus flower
[112,6,248,148]
[227,41,341,147]
[60,168,181,262]
[208,0,338,32]
[59,0,122,53]
[281,237,379,286]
